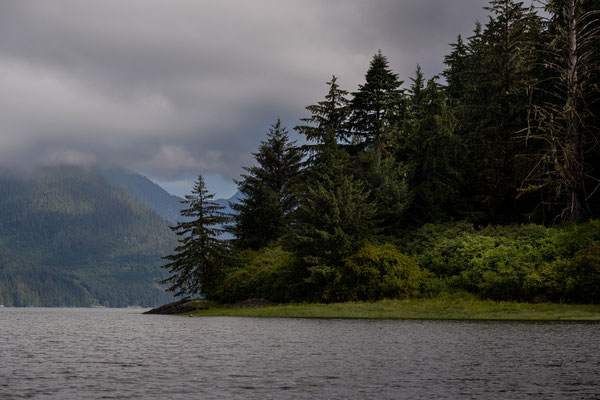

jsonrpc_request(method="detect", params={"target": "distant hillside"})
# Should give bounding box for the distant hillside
[99,167,241,237]
[99,166,184,224]
[0,166,176,307]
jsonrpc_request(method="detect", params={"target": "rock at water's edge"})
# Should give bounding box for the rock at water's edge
[234,298,274,308]
[144,298,207,314]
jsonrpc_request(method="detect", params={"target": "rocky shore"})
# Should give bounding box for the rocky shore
[144,298,207,314]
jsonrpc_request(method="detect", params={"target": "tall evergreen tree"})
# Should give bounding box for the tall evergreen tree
[443,35,469,105]
[288,135,375,298]
[402,76,463,224]
[292,76,379,295]
[231,119,304,249]
[350,50,406,161]
[444,2,543,223]
[161,175,228,298]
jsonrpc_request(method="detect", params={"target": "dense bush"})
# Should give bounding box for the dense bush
[331,244,434,301]
[216,246,300,303]
[557,242,600,303]
[216,221,600,304]
[401,221,600,303]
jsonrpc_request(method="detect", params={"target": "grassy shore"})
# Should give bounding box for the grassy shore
[185,293,600,321]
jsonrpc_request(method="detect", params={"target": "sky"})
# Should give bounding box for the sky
[0,0,493,198]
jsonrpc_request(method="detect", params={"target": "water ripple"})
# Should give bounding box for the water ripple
[0,309,599,399]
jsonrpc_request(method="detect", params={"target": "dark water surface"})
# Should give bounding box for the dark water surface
[0,308,599,399]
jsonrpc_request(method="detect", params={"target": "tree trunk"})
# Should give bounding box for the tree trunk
[564,0,585,220]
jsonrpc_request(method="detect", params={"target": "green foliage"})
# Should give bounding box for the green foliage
[231,119,304,250]
[216,246,300,303]
[332,244,432,301]
[217,1,600,305]
[401,221,600,303]
[401,75,463,224]
[161,175,229,298]
[288,140,376,294]
[350,50,406,160]
[556,242,600,303]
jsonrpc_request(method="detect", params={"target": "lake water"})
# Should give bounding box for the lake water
[0,308,599,399]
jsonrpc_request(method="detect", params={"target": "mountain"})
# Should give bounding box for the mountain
[0,166,176,307]
[99,167,241,237]
[98,166,184,224]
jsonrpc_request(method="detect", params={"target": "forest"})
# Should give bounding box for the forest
[0,166,175,307]
[161,0,600,304]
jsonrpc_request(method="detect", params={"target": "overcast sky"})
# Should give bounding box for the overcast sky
[0,0,493,198]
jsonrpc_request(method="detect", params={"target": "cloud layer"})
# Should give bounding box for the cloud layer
[0,0,490,194]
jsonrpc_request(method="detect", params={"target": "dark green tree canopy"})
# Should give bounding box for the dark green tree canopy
[231,118,304,250]
[288,137,376,298]
[350,50,406,159]
[295,75,351,147]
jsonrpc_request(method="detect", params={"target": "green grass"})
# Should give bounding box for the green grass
[185,293,600,321]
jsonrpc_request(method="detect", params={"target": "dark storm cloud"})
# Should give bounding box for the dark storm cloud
[0,0,491,188]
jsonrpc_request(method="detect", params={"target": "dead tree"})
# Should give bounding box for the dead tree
[524,0,599,222]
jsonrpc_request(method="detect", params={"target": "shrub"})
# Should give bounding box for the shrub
[403,221,600,302]
[558,242,600,303]
[216,246,298,303]
[331,243,431,301]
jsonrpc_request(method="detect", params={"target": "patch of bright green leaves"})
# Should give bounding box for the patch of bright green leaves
[217,221,600,304]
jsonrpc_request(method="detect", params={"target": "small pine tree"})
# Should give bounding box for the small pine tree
[161,175,229,298]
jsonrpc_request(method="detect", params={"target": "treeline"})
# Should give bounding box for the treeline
[162,0,600,304]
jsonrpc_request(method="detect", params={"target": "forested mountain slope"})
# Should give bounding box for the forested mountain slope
[99,166,240,225]
[0,166,175,307]
[99,166,184,224]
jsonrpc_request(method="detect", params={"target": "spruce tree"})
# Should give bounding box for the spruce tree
[443,2,543,223]
[350,50,406,161]
[288,133,375,298]
[295,75,351,148]
[230,119,304,250]
[443,35,469,105]
[161,175,229,298]
[345,54,410,234]
[402,76,463,224]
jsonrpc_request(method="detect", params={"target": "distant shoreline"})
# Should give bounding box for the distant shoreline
[181,294,600,321]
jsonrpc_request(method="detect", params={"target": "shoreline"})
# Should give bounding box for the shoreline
[182,294,600,321]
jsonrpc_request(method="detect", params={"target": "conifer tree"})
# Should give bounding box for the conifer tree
[345,55,410,234]
[231,119,304,249]
[402,76,463,224]
[350,50,406,161]
[443,2,543,222]
[288,132,375,298]
[408,65,427,117]
[161,175,228,298]
[295,75,351,149]
[443,35,469,105]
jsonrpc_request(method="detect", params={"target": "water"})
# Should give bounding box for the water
[0,308,599,399]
